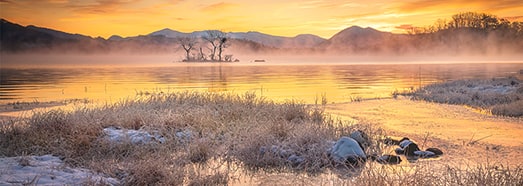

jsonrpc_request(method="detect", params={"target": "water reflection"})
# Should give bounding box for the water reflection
[1,63,522,104]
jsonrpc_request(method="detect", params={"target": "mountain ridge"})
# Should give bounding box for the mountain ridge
[1,18,522,56]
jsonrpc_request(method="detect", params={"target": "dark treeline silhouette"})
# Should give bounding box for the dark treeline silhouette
[409,12,522,34]
[404,12,523,56]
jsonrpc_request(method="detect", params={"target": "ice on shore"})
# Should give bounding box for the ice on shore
[0,155,119,185]
[103,127,166,144]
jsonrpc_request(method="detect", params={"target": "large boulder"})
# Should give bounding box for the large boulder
[329,136,366,166]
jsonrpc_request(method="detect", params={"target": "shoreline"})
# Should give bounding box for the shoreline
[1,81,522,185]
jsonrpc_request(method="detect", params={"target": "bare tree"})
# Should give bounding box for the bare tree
[178,37,197,61]
[203,30,229,61]
[203,30,221,61]
[217,36,230,61]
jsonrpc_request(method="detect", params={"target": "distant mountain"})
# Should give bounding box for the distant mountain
[321,26,399,53]
[328,26,389,43]
[26,25,90,40]
[0,19,91,52]
[1,18,522,56]
[148,29,326,49]
[148,28,189,38]
[0,19,276,54]
[108,35,124,41]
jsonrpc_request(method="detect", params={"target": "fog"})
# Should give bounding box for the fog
[2,52,523,69]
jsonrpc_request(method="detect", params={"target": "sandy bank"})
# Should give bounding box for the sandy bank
[326,98,523,165]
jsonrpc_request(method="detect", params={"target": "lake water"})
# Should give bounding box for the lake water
[1,62,522,104]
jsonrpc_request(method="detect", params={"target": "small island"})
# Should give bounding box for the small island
[177,30,240,63]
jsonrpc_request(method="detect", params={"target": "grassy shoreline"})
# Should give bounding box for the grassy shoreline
[396,76,523,117]
[1,89,522,185]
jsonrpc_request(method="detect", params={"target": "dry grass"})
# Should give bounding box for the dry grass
[0,91,369,185]
[404,77,523,117]
[492,100,523,117]
[1,91,521,185]
[349,161,523,186]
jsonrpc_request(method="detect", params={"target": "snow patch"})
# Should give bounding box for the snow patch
[103,127,165,144]
[0,155,119,185]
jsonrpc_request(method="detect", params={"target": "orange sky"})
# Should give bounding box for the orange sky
[1,0,522,39]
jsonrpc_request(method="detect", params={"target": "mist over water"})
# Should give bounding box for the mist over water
[1,57,522,104]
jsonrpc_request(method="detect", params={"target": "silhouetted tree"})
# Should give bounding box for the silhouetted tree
[203,30,221,61]
[217,36,230,61]
[202,30,229,61]
[177,37,197,61]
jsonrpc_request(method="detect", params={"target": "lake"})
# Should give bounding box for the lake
[1,62,522,104]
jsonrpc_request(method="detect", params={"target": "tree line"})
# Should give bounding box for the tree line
[408,12,523,35]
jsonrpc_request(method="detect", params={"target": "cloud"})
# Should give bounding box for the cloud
[396,0,523,12]
[67,0,141,15]
[201,2,238,13]
[46,0,69,4]
[298,1,364,9]
[0,0,12,4]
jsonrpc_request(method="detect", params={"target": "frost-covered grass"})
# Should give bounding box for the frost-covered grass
[0,92,382,185]
[404,77,523,117]
[1,91,522,185]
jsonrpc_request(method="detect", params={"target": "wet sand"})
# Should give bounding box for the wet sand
[0,102,65,121]
[326,98,523,166]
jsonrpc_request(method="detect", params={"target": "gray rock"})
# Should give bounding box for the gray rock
[350,130,370,149]
[426,148,443,156]
[175,130,192,143]
[414,150,437,158]
[394,148,404,155]
[103,127,165,144]
[376,155,402,165]
[399,139,413,148]
[329,137,366,165]
[287,155,305,166]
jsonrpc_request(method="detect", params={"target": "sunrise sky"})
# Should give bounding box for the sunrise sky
[1,0,523,39]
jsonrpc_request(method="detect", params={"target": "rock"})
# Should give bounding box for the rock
[398,139,413,148]
[426,148,443,156]
[175,130,192,143]
[384,137,410,146]
[395,142,420,157]
[287,155,305,166]
[394,148,405,155]
[329,137,366,166]
[103,127,165,144]
[403,143,421,156]
[414,150,436,158]
[350,130,371,150]
[376,155,402,165]
[517,87,523,94]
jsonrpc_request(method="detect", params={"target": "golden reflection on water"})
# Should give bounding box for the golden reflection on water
[1,63,522,105]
